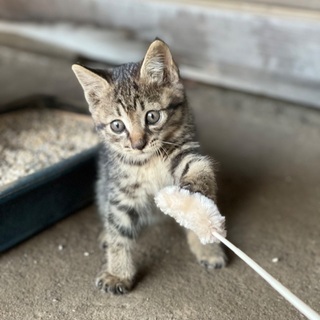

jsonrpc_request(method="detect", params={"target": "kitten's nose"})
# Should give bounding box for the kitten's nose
[131,138,147,150]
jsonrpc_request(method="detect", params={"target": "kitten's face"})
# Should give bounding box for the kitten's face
[72,40,188,163]
[92,79,185,162]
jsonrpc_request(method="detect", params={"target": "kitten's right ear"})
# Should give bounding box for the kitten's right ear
[140,39,179,85]
[72,64,111,108]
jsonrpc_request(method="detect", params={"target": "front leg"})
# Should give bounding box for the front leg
[171,150,227,268]
[180,159,217,201]
[96,203,140,294]
[171,150,217,202]
[96,229,135,294]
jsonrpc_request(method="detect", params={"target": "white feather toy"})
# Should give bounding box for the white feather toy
[154,186,226,244]
[155,186,320,320]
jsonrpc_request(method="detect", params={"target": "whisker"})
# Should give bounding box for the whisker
[159,146,169,159]
[155,146,165,161]
[162,141,180,147]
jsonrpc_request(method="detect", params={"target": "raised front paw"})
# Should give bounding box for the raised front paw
[96,271,133,295]
[180,178,213,199]
[180,183,202,195]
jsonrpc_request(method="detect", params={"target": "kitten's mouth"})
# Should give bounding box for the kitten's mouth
[124,141,161,158]
[127,145,159,157]
[129,148,152,155]
[131,150,145,156]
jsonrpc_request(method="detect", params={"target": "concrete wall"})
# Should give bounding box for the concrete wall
[1,0,320,108]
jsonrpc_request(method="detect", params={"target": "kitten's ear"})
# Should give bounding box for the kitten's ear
[72,64,111,108]
[140,39,179,84]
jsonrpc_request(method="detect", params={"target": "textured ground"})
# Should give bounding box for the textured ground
[0,36,319,320]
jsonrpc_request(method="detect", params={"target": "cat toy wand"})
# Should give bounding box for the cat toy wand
[155,186,320,320]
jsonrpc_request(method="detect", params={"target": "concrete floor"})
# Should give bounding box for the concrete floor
[0,36,319,320]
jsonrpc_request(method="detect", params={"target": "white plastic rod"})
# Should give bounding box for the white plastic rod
[213,232,320,320]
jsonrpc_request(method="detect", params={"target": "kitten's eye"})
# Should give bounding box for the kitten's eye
[146,110,160,125]
[110,120,125,133]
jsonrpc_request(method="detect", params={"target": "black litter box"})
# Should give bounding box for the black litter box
[0,96,99,252]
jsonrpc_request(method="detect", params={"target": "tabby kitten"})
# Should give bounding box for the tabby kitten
[72,39,226,295]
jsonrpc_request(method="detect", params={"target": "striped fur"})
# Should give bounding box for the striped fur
[72,39,226,295]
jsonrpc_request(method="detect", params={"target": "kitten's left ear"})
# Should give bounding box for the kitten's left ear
[140,39,179,84]
[72,64,111,109]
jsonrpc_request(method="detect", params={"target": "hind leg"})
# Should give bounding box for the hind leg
[186,230,227,269]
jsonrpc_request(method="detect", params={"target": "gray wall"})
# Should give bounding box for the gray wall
[1,0,320,108]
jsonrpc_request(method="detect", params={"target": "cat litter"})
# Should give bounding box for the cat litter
[0,98,99,253]
[0,107,99,187]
